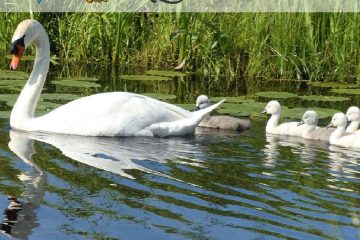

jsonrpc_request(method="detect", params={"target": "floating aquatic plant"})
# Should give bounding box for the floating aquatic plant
[300,95,350,102]
[255,91,298,99]
[121,75,171,81]
[143,93,176,100]
[0,70,28,80]
[330,89,360,95]
[308,82,358,89]
[52,80,101,88]
[40,93,80,101]
[0,111,11,119]
[5,55,35,61]
[0,80,26,87]
[211,96,254,104]
[175,104,194,111]
[146,70,187,77]
[54,77,99,82]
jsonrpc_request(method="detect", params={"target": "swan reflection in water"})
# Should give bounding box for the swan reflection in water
[263,134,360,183]
[5,128,231,238]
[263,134,328,168]
[1,131,46,239]
[328,146,360,187]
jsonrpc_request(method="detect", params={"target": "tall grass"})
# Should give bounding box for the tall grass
[0,12,359,82]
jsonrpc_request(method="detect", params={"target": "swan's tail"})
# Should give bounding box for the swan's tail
[191,99,225,123]
[148,99,225,137]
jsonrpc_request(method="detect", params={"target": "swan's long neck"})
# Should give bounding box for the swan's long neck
[346,120,359,132]
[266,113,280,133]
[329,126,345,144]
[10,28,50,130]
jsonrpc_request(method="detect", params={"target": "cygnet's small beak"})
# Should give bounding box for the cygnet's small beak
[261,109,267,114]
[297,120,305,126]
[194,106,200,111]
[326,122,334,128]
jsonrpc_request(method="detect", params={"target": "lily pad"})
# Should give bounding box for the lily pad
[300,95,350,102]
[255,91,298,99]
[146,70,187,77]
[52,80,100,88]
[40,93,79,101]
[219,103,242,109]
[211,96,254,104]
[0,80,26,87]
[121,75,171,81]
[143,93,176,100]
[5,55,35,61]
[0,111,11,119]
[330,89,360,95]
[0,94,19,102]
[175,104,194,111]
[218,101,265,117]
[311,107,338,119]
[281,107,307,119]
[0,70,28,80]
[36,101,61,110]
[218,108,241,115]
[55,77,98,82]
[308,82,358,89]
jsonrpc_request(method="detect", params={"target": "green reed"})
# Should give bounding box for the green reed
[0,12,359,82]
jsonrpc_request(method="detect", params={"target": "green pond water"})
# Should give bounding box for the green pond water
[0,61,359,240]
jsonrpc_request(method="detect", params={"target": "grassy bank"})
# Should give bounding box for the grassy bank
[0,12,359,82]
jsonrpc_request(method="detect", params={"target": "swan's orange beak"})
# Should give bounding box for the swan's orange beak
[10,45,24,71]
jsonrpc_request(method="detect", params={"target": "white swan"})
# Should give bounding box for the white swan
[297,110,333,141]
[195,95,251,131]
[262,100,305,136]
[345,106,360,133]
[9,19,223,137]
[327,112,360,149]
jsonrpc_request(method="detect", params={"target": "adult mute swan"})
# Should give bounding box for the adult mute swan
[297,110,333,141]
[327,112,360,149]
[345,106,360,133]
[9,19,223,137]
[262,100,306,136]
[195,95,251,131]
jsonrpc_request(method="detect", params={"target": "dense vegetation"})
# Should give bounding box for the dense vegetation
[0,12,359,82]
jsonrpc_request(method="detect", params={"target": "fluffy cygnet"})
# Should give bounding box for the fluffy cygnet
[345,106,360,133]
[262,100,306,136]
[297,110,334,141]
[328,112,360,149]
[195,95,251,131]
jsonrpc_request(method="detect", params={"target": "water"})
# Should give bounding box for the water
[0,62,359,239]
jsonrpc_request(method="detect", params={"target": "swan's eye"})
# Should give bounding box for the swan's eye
[10,35,25,55]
